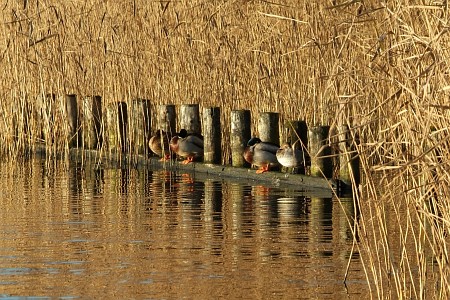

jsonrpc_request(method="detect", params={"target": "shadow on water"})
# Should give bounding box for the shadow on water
[0,158,366,299]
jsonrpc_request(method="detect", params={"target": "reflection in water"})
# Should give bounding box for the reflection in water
[310,197,333,257]
[0,159,368,299]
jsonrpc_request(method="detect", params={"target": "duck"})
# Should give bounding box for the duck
[243,137,280,173]
[149,129,172,161]
[170,129,204,164]
[276,143,304,170]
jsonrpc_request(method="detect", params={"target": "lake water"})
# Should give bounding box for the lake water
[0,158,369,299]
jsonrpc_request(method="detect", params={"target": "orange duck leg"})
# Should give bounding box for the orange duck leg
[256,164,270,174]
[182,156,195,164]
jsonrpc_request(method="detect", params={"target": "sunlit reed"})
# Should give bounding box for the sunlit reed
[1,1,450,297]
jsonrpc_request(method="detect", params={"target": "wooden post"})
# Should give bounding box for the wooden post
[283,120,308,174]
[202,107,221,164]
[81,95,102,149]
[157,104,176,136]
[180,104,201,134]
[258,112,279,145]
[105,102,117,153]
[338,125,360,192]
[105,101,127,153]
[129,98,151,155]
[65,94,79,148]
[230,109,251,167]
[118,102,128,153]
[284,120,308,149]
[308,125,332,178]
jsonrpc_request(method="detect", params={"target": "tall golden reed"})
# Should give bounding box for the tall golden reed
[1,0,450,297]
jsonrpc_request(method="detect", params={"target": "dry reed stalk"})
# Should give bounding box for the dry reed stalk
[2,0,450,297]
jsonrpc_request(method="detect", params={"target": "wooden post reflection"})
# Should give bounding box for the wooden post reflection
[204,179,223,256]
[309,197,333,258]
[229,182,244,264]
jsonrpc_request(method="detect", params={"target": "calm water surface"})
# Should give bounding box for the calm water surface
[0,159,369,299]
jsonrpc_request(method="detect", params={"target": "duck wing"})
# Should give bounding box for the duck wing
[179,136,204,155]
[254,142,279,155]
[185,135,204,148]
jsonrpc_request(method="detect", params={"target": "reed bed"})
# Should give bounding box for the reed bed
[1,0,450,298]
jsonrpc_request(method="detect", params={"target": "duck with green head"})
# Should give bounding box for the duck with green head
[243,137,280,173]
[170,129,204,164]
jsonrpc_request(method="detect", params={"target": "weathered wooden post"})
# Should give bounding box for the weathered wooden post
[129,98,151,155]
[81,95,102,149]
[308,125,332,178]
[180,104,201,134]
[65,94,79,148]
[283,120,308,174]
[284,120,308,149]
[338,125,360,192]
[258,112,279,145]
[105,102,117,153]
[105,101,127,153]
[230,109,251,167]
[157,104,176,136]
[118,102,128,153]
[202,107,221,164]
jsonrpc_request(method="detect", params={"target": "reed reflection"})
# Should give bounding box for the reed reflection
[141,169,154,211]
[68,162,83,197]
[119,168,129,196]
[92,168,104,196]
[0,159,370,299]
[337,196,360,262]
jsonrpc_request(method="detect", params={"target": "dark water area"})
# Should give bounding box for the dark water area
[0,158,368,299]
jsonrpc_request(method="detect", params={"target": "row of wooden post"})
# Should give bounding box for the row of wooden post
[46,95,360,191]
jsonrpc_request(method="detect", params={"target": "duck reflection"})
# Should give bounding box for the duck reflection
[177,172,205,227]
[277,196,310,258]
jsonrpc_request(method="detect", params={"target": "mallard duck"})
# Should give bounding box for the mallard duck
[170,129,204,164]
[149,129,173,161]
[276,143,304,169]
[243,137,280,173]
